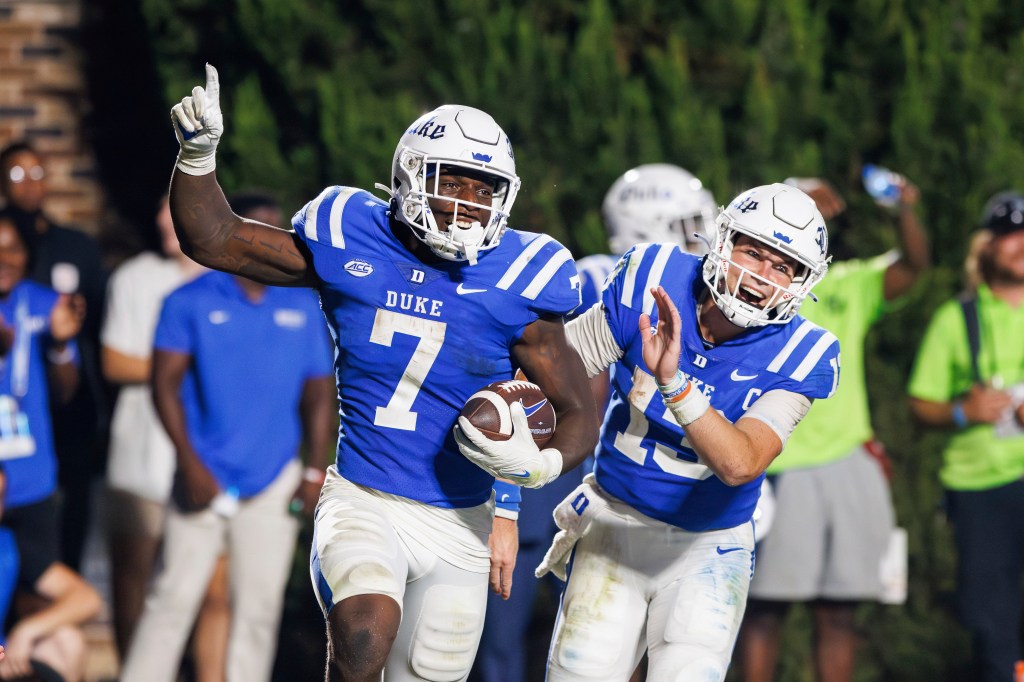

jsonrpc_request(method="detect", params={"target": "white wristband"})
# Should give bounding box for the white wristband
[175,151,217,176]
[661,384,711,426]
[47,345,75,365]
[494,507,519,521]
[302,466,326,484]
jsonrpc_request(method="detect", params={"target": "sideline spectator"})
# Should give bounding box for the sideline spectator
[0,469,101,682]
[0,210,99,682]
[907,191,1024,682]
[0,141,110,571]
[739,175,929,681]
[119,193,334,682]
[101,194,229,675]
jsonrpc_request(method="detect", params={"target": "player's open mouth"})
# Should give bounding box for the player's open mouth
[440,217,480,232]
[737,284,767,308]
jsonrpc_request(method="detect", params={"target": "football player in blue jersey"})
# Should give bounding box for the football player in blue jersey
[471,163,720,682]
[531,183,840,681]
[168,65,598,682]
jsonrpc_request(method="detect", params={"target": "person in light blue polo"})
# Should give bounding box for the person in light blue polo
[121,194,335,682]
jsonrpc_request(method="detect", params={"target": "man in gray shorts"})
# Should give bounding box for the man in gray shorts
[738,176,930,682]
[749,443,894,600]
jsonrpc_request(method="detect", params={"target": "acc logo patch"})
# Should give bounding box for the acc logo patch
[344,260,374,277]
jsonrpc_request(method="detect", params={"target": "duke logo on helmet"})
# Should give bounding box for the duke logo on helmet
[737,198,760,213]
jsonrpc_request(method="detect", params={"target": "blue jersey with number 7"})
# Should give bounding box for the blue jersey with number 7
[291,186,582,508]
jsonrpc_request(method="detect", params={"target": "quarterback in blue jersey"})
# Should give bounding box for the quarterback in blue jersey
[538,183,840,680]
[472,163,720,682]
[168,66,597,682]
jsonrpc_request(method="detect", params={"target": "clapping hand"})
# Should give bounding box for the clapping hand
[639,286,682,385]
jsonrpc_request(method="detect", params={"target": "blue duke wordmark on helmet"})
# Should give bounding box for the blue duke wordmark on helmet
[602,164,718,256]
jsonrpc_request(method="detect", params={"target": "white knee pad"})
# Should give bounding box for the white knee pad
[648,554,749,681]
[312,500,406,613]
[409,585,485,682]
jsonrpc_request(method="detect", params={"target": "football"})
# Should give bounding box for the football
[460,379,556,447]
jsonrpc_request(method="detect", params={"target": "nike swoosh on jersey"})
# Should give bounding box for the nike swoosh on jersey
[730,369,758,381]
[509,470,531,479]
[456,283,487,295]
[716,546,744,555]
[520,399,549,417]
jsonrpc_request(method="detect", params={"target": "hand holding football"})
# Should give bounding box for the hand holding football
[459,380,556,447]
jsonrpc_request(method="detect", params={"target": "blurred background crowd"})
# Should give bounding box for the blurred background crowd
[2,0,1024,681]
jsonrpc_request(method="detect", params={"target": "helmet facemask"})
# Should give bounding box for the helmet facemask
[386,105,521,266]
[394,152,515,265]
[665,208,718,254]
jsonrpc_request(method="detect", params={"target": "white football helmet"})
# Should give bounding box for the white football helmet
[702,183,830,328]
[602,164,717,255]
[386,105,520,265]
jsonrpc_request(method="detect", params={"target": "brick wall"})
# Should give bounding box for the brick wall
[0,0,105,236]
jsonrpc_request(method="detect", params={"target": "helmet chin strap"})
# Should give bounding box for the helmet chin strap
[450,220,484,265]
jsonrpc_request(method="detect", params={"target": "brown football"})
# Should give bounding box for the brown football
[460,380,556,447]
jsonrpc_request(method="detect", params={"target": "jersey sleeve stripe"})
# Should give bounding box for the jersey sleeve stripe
[328,188,361,249]
[521,247,574,300]
[496,234,555,291]
[641,244,675,315]
[619,244,653,308]
[302,187,336,242]
[765,320,814,373]
[790,331,838,381]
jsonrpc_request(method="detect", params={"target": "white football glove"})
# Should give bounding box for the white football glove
[535,473,608,581]
[454,400,563,489]
[170,63,223,176]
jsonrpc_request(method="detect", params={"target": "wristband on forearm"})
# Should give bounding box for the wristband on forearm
[658,370,711,426]
[493,479,522,520]
[175,151,216,176]
[303,466,326,484]
[47,344,76,365]
[951,401,968,430]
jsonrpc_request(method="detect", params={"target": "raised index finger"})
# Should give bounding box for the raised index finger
[204,63,220,105]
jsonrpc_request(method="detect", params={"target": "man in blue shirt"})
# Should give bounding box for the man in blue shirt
[120,194,335,682]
